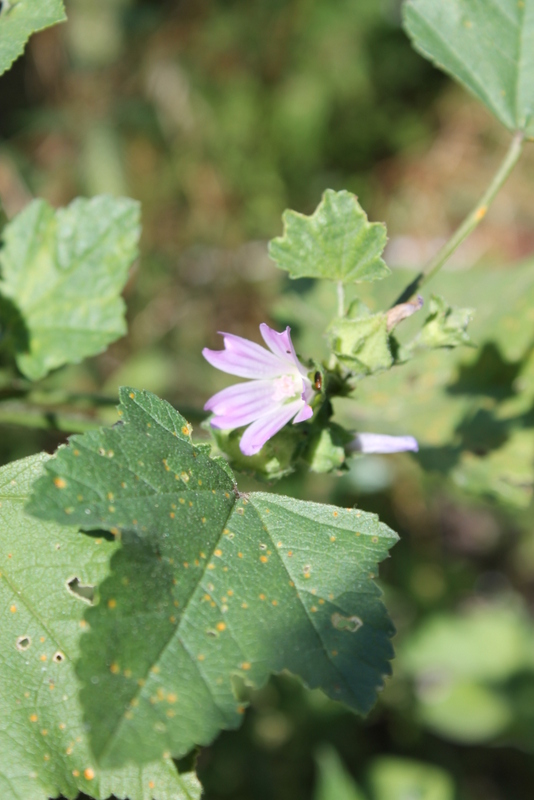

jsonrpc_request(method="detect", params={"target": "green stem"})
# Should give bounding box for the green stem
[393,131,525,305]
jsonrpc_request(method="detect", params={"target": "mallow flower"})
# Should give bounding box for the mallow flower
[202,323,314,456]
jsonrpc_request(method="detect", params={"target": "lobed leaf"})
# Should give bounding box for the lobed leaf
[0,0,66,77]
[404,0,534,136]
[29,387,398,768]
[269,190,391,284]
[0,454,201,800]
[0,196,140,380]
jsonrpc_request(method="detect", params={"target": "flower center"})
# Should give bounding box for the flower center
[272,373,302,403]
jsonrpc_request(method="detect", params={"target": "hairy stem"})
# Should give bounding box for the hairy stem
[393,131,525,305]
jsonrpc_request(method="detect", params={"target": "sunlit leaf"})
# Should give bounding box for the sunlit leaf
[404,0,534,136]
[0,454,201,800]
[0,196,140,380]
[269,190,391,284]
[0,0,65,77]
[29,387,398,768]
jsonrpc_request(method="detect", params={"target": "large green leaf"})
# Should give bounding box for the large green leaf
[29,387,398,767]
[0,196,140,380]
[269,190,391,284]
[404,0,534,136]
[0,454,201,800]
[0,0,66,77]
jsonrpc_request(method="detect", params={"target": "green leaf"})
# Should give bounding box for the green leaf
[314,747,366,800]
[0,454,201,800]
[269,190,391,284]
[303,423,353,474]
[329,313,393,375]
[29,387,398,768]
[0,0,66,77]
[404,0,534,136]
[368,757,455,800]
[0,196,141,380]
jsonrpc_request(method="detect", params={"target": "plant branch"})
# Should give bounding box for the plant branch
[393,131,525,306]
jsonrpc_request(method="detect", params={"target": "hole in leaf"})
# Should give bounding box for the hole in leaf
[66,577,95,604]
[331,613,363,633]
[53,651,65,663]
[16,636,31,651]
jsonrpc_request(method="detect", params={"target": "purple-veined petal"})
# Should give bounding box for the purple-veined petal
[204,380,274,414]
[293,403,313,423]
[202,332,285,379]
[239,399,304,456]
[350,433,419,454]
[260,323,308,376]
[207,380,278,429]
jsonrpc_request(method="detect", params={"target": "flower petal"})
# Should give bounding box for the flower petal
[202,332,285,379]
[208,380,277,429]
[239,399,304,456]
[292,403,313,423]
[350,433,419,454]
[204,380,274,414]
[260,323,308,376]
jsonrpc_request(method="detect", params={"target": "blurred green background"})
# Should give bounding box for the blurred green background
[2,1,534,798]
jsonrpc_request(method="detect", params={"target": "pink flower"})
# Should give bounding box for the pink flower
[203,324,314,456]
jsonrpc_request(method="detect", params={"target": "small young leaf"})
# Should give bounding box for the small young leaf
[269,190,391,284]
[303,423,353,474]
[329,313,393,375]
[0,454,201,800]
[29,387,398,768]
[0,196,140,380]
[0,0,66,77]
[404,0,534,136]
[415,295,473,350]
